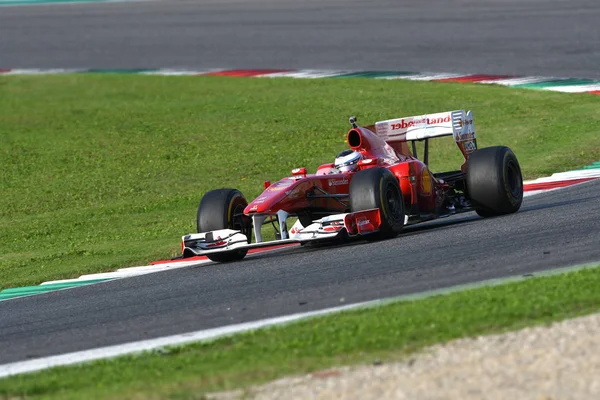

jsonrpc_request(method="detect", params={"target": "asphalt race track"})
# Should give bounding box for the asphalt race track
[1,0,600,366]
[1,180,600,364]
[1,0,600,78]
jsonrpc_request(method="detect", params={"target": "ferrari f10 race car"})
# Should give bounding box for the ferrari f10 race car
[182,110,523,262]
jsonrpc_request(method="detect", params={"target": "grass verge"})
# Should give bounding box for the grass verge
[1,75,600,289]
[1,266,599,399]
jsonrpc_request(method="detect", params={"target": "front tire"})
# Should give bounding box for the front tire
[349,167,405,239]
[466,146,523,217]
[197,189,252,262]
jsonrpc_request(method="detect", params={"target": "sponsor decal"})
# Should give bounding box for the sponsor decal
[268,181,293,191]
[357,219,371,226]
[389,115,451,131]
[457,132,476,141]
[205,241,227,248]
[328,178,349,187]
[290,226,302,234]
[356,217,376,233]
[375,124,388,135]
[464,141,477,152]
[321,220,344,231]
[287,189,301,199]
[457,119,473,128]
[456,118,476,142]
[248,205,258,212]
[382,144,399,162]
[205,236,227,249]
[320,220,344,232]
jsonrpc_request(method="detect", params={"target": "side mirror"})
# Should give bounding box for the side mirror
[358,158,378,167]
[291,167,307,177]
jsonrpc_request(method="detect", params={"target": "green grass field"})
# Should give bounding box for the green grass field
[1,265,599,399]
[1,74,600,290]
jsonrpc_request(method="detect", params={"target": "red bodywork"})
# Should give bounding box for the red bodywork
[244,125,450,221]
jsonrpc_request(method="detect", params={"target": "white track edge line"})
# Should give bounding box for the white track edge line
[39,260,212,285]
[1,262,599,379]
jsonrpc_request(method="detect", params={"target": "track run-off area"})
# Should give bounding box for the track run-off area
[1,0,600,382]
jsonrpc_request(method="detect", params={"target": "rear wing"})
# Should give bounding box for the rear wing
[373,110,477,162]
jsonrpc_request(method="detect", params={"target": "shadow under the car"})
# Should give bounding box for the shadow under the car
[234,215,480,261]
[191,192,599,266]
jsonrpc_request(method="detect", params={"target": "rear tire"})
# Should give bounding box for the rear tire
[349,168,404,239]
[466,146,523,217]
[197,189,252,262]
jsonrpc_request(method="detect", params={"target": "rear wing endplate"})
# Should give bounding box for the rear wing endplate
[374,110,477,160]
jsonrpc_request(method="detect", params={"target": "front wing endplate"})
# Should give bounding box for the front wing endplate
[181,209,382,257]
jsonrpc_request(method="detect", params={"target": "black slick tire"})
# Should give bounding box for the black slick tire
[349,167,404,239]
[197,188,252,262]
[466,146,523,217]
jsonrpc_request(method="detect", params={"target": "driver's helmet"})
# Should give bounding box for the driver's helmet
[334,150,363,172]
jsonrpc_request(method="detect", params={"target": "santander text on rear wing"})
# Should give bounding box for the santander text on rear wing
[374,110,477,160]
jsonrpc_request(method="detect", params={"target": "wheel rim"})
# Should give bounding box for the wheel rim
[384,182,403,222]
[506,160,522,199]
[231,203,250,242]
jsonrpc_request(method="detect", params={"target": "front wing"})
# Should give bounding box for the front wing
[182,208,382,257]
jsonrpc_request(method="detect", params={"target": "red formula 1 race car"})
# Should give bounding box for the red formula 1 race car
[182,110,523,262]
